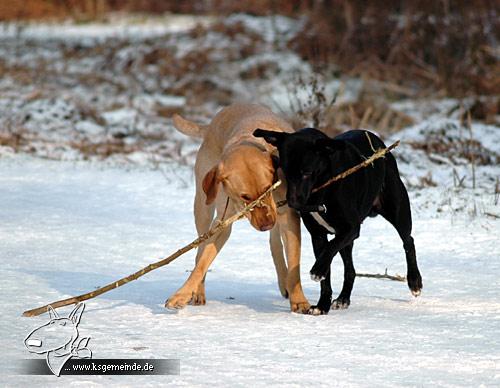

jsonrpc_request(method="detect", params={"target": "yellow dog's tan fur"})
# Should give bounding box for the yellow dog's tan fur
[165,104,309,313]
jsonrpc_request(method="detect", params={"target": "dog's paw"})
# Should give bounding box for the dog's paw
[290,300,311,314]
[165,292,193,310]
[331,297,350,310]
[407,272,423,297]
[310,273,325,282]
[309,265,327,282]
[192,291,206,305]
[307,306,329,315]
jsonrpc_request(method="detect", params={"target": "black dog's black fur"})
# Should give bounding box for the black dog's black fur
[254,128,422,314]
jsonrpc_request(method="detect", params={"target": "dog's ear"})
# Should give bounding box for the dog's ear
[253,129,286,147]
[202,165,221,205]
[69,303,85,325]
[48,305,59,320]
[314,138,346,153]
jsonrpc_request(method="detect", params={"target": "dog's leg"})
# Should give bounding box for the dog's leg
[192,190,216,305]
[308,235,332,315]
[331,242,356,310]
[278,207,310,313]
[165,195,231,309]
[379,176,423,296]
[402,236,421,296]
[165,222,232,309]
[269,226,288,298]
[309,226,359,282]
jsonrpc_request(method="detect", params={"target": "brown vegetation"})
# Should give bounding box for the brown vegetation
[288,1,499,97]
[282,73,415,136]
[408,137,499,167]
[1,1,497,98]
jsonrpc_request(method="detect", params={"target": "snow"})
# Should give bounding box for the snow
[1,156,499,387]
[75,121,105,136]
[390,119,499,220]
[102,108,138,126]
[227,14,304,44]
[0,15,214,42]
[396,119,499,155]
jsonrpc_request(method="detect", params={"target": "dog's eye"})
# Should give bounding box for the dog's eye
[241,194,251,202]
[302,172,312,179]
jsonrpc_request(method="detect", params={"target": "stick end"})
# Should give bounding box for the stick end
[22,308,43,317]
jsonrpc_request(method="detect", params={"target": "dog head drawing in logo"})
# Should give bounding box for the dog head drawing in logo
[24,303,92,376]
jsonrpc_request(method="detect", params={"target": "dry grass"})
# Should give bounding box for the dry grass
[0,130,27,151]
[288,1,499,97]
[323,101,414,136]
[408,135,499,167]
[282,73,414,137]
[70,138,138,159]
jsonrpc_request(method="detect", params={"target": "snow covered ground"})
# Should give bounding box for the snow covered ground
[1,155,499,387]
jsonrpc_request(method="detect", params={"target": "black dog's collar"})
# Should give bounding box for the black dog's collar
[298,204,327,213]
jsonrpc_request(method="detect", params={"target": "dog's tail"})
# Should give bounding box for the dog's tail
[172,114,207,139]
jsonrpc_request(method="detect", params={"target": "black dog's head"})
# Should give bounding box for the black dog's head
[254,128,345,210]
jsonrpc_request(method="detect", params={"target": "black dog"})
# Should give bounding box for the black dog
[254,128,422,314]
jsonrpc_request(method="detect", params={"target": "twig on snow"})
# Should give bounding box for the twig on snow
[357,268,406,282]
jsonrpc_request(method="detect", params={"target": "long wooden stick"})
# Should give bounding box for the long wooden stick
[22,181,282,317]
[23,139,401,317]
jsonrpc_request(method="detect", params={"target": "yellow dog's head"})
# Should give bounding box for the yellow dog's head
[202,146,278,231]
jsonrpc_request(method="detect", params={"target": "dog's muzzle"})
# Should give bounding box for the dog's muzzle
[245,193,276,231]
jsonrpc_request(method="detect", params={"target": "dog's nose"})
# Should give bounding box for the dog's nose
[259,222,274,231]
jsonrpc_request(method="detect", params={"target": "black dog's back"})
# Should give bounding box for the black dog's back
[331,130,387,221]
[334,129,396,174]
[332,129,411,218]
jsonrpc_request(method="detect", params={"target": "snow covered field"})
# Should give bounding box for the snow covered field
[1,155,499,387]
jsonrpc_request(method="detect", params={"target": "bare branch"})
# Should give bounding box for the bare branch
[357,268,406,282]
